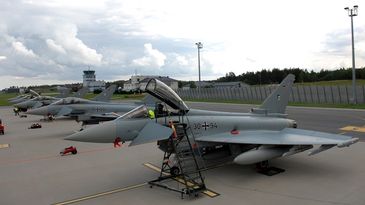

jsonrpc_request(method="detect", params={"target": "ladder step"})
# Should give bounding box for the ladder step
[149,120,208,198]
[180,168,201,175]
[176,144,194,149]
[178,156,195,160]
[176,151,192,156]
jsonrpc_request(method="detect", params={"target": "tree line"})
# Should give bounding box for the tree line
[216,67,365,85]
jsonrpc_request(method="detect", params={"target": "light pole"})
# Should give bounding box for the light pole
[345,5,358,104]
[196,42,203,98]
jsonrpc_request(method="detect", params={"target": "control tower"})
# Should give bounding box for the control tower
[82,70,105,92]
[83,70,96,87]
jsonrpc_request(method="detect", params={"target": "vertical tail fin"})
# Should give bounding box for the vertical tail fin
[73,87,89,98]
[257,74,295,114]
[29,89,40,97]
[92,85,117,102]
[133,94,160,106]
[142,94,160,106]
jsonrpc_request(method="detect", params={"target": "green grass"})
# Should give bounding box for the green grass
[0,93,19,106]
[83,93,145,100]
[83,93,98,99]
[111,93,145,100]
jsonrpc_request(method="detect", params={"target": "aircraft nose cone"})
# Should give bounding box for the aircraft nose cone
[10,98,24,104]
[25,106,48,115]
[64,121,117,143]
[14,101,29,109]
[9,97,20,102]
[14,102,24,108]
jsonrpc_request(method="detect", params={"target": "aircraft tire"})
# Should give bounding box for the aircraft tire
[170,166,180,176]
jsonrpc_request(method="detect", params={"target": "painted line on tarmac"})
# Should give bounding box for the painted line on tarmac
[53,183,147,205]
[0,144,9,149]
[340,126,365,133]
[143,163,220,198]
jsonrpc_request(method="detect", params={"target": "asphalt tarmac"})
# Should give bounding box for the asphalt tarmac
[0,103,364,205]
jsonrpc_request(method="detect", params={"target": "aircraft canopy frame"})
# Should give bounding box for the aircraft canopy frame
[144,78,189,112]
[51,97,88,105]
[117,105,149,120]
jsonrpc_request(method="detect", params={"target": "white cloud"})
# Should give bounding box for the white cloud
[175,55,188,66]
[0,0,364,89]
[12,41,37,58]
[51,24,103,65]
[132,43,166,68]
[46,39,66,54]
[0,56,6,61]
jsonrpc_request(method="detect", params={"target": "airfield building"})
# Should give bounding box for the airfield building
[82,70,105,92]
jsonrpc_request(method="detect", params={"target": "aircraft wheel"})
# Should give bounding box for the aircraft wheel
[256,160,269,170]
[170,166,180,176]
[72,150,77,155]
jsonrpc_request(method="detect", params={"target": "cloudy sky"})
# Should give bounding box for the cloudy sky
[0,0,364,89]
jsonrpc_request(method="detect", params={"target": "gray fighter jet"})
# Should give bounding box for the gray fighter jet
[25,85,136,121]
[8,89,41,104]
[14,87,85,110]
[8,95,30,104]
[8,94,27,102]
[65,76,359,168]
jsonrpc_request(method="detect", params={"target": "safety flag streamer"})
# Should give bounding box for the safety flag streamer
[169,121,177,139]
[113,137,122,148]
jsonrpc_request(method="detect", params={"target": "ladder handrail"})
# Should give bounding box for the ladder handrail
[182,115,208,172]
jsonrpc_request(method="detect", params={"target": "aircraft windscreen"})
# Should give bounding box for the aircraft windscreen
[118,105,149,120]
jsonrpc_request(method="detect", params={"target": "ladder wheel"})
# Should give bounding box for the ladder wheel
[170,166,180,176]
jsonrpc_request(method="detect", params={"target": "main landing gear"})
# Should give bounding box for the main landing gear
[255,160,285,176]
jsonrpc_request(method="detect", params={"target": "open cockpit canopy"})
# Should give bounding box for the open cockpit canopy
[144,78,189,112]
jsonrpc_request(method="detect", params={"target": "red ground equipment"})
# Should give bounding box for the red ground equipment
[29,123,42,129]
[60,146,77,155]
[0,119,4,135]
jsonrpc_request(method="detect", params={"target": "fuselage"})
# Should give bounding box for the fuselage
[65,113,296,166]
[15,97,59,109]
[66,113,296,143]
[26,101,138,116]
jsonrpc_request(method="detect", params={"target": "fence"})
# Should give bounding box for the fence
[176,85,365,104]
